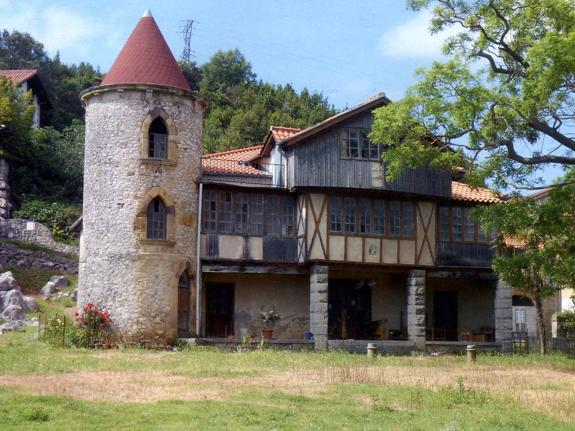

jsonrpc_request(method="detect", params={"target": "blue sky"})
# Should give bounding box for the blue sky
[0,0,453,108]
[0,0,565,185]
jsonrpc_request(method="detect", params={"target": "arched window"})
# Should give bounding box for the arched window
[148,117,168,159]
[147,197,167,239]
[178,271,190,289]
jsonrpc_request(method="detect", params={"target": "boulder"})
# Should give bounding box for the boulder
[0,321,23,333]
[0,271,19,291]
[49,275,70,290]
[40,281,58,299]
[0,304,25,321]
[22,295,38,312]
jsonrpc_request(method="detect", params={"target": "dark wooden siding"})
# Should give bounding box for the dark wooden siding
[436,241,493,268]
[289,112,451,197]
[263,237,298,262]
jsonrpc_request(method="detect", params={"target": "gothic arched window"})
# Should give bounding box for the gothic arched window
[147,197,167,239]
[148,117,168,159]
[179,271,190,289]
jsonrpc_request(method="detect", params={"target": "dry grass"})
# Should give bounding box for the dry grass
[2,362,574,422]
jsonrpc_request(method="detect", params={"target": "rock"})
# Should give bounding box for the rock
[0,271,19,291]
[0,321,22,333]
[22,295,38,312]
[49,275,70,289]
[2,289,24,310]
[69,289,78,301]
[0,304,25,321]
[40,281,58,299]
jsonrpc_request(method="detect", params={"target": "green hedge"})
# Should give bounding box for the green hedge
[557,311,575,337]
[13,199,81,243]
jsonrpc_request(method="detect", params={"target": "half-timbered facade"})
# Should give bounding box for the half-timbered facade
[196,94,512,352]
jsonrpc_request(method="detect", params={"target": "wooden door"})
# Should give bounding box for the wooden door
[205,283,235,338]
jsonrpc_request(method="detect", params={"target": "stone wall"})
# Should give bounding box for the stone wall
[0,241,78,273]
[79,84,204,343]
[0,219,78,255]
[495,280,513,351]
[407,269,426,349]
[309,264,329,350]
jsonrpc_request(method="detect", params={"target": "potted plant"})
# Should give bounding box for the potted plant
[259,309,281,340]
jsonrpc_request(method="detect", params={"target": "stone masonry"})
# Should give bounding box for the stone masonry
[495,279,513,352]
[78,84,204,343]
[407,269,426,350]
[309,264,329,350]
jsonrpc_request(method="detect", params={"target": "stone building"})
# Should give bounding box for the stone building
[79,11,513,351]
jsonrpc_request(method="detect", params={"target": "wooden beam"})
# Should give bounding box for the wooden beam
[202,264,307,275]
[427,271,498,280]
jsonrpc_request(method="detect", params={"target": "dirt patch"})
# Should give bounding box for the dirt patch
[1,365,574,421]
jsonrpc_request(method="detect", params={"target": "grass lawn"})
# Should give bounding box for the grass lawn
[0,327,574,431]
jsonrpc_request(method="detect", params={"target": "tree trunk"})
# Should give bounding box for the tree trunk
[534,296,547,354]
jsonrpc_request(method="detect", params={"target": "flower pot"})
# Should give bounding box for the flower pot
[262,328,274,340]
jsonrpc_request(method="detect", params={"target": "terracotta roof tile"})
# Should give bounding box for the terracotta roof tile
[451,181,501,203]
[101,13,190,90]
[202,145,268,176]
[270,126,300,142]
[0,69,37,84]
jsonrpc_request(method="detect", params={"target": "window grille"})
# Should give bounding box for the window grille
[147,197,167,240]
[148,118,168,159]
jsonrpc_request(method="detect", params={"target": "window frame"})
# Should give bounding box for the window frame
[437,204,491,243]
[148,117,169,160]
[340,128,381,161]
[146,197,167,240]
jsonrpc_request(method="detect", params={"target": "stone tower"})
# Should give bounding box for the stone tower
[78,10,204,343]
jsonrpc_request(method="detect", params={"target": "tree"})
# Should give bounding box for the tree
[477,170,575,353]
[0,77,34,159]
[370,0,575,190]
[0,30,48,69]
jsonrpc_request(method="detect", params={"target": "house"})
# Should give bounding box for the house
[0,69,50,128]
[78,10,513,352]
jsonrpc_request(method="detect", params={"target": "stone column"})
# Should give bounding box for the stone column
[310,264,329,350]
[495,279,513,352]
[407,269,426,350]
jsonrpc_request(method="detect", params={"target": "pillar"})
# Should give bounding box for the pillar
[310,264,329,350]
[407,269,426,350]
[495,279,513,352]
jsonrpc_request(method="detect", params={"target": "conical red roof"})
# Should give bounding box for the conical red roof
[101,11,190,90]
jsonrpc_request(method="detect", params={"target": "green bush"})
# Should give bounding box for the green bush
[14,199,81,243]
[557,311,575,337]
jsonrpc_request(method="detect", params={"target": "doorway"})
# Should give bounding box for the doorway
[177,272,191,335]
[205,283,235,338]
[328,279,372,339]
[433,291,458,341]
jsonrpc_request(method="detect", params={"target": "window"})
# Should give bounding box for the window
[218,192,233,233]
[282,197,295,236]
[202,190,217,233]
[439,206,450,241]
[178,272,190,289]
[249,193,264,235]
[373,200,385,234]
[148,117,168,159]
[266,195,281,235]
[147,197,167,240]
[464,208,475,241]
[330,197,343,232]
[359,199,372,234]
[389,201,401,237]
[438,205,492,243]
[234,193,249,234]
[402,202,414,237]
[341,128,380,160]
[343,197,356,233]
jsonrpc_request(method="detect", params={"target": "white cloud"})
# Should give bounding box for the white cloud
[0,1,120,64]
[378,10,459,59]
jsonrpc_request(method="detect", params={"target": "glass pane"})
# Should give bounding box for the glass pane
[373,200,385,235]
[359,199,371,233]
[439,206,450,241]
[452,207,462,241]
[281,196,295,236]
[202,190,217,232]
[464,208,475,241]
[390,201,401,237]
[402,202,414,237]
[234,193,248,234]
[266,195,281,235]
[218,192,233,233]
[344,197,356,233]
[147,198,166,239]
[330,197,342,232]
[249,194,264,235]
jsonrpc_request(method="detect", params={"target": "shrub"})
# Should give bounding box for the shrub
[14,198,81,243]
[557,311,575,337]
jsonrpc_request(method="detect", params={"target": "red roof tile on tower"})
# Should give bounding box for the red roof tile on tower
[202,145,267,176]
[101,10,190,91]
[451,181,501,203]
[0,69,37,84]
